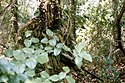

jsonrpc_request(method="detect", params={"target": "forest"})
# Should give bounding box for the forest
[0,0,125,83]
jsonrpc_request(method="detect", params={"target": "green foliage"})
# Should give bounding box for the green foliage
[59,72,67,80]
[1,0,123,82]
[0,29,92,82]
[66,76,75,83]
[49,39,56,47]
[49,75,60,82]
[62,66,70,73]
[36,53,49,64]
[25,58,37,69]
[25,31,32,38]
[101,56,119,82]
[46,29,54,37]
[13,50,26,60]
[41,38,49,44]
[5,49,13,57]
[73,42,92,68]
[0,58,28,83]
[40,71,49,79]
[54,48,61,56]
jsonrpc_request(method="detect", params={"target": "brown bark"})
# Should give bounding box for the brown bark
[71,0,76,39]
[11,0,18,31]
[116,1,125,55]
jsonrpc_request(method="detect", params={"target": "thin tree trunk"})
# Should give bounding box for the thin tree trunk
[10,0,18,32]
[71,0,76,40]
[116,1,125,55]
[0,1,1,12]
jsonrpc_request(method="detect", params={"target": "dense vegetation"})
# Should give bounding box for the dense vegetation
[0,0,125,82]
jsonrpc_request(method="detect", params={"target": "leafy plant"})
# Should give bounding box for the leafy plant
[73,42,92,68]
[0,29,92,83]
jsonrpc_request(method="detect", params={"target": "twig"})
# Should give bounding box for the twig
[61,53,103,82]
[81,66,103,82]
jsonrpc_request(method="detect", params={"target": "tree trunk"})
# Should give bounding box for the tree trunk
[10,0,18,32]
[116,1,125,55]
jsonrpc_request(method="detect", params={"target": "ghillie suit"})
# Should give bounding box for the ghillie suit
[17,0,61,41]
[8,0,104,82]
[16,0,66,75]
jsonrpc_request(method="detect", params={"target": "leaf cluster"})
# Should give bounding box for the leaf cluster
[0,29,92,82]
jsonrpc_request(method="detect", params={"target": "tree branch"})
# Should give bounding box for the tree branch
[116,1,125,55]
[61,53,103,82]
[0,0,16,27]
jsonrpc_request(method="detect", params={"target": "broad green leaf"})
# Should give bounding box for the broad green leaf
[78,51,87,57]
[42,79,52,83]
[75,42,84,53]
[0,58,13,72]
[47,50,53,53]
[25,31,32,38]
[45,46,53,51]
[25,79,34,83]
[75,56,83,68]
[7,70,15,76]
[41,52,48,56]
[13,50,26,60]
[32,78,42,83]
[24,53,33,58]
[46,29,54,36]
[40,71,49,78]
[31,44,39,50]
[8,75,21,83]
[54,48,61,56]
[73,49,78,57]
[47,65,53,69]
[41,38,48,44]
[5,49,12,57]
[25,70,35,77]
[0,76,8,82]
[23,48,34,54]
[62,66,70,73]
[59,72,66,80]
[66,76,75,83]
[49,75,60,82]
[49,39,56,47]
[26,58,37,69]
[84,54,92,62]
[56,43,63,48]
[62,45,71,51]
[36,54,49,64]
[79,51,92,62]
[14,63,25,74]
[24,39,32,47]
[53,36,59,41]
[31,37,39,43]
[40,44,44,49]
[34,49,45,55]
